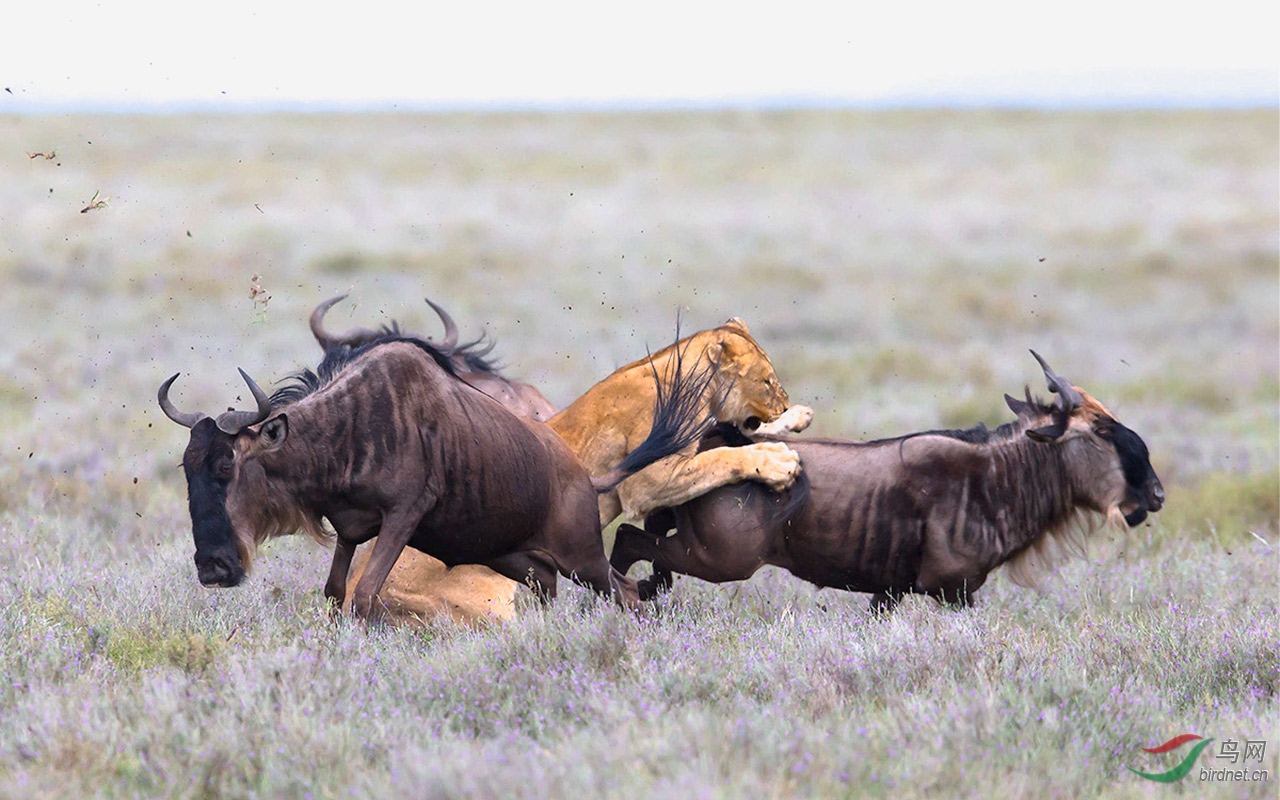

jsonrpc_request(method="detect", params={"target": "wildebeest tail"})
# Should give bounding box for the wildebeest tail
[591,335,717,493]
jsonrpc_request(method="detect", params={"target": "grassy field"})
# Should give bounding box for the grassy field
[0,109,1275,798]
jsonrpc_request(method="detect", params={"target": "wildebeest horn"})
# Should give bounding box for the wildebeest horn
[1030,350,1082,412]
[309,294,349,349]
[425,297,459,350]
[309,294,387,350]
[157,373,207,428]
[214,368,273,434]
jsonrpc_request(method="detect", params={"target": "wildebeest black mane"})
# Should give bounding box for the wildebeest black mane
[453,335,503,376]
[270,335,462,407]
[885,419,1025,446]
[762,392,1059,450]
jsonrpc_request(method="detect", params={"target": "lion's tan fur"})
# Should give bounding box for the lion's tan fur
[344,549,518,627]
[548,318,799,523]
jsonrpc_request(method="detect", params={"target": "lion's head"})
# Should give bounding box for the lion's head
[701,318,791,432]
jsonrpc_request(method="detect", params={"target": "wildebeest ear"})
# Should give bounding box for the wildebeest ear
[261,415,288,446]
[1005,393,1031,417]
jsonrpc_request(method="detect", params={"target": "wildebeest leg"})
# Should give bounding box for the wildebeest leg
[565,560,640,611]
[323,511,381,616]
[928,580,981,609]
[349,509,428,623]
[637,569,674,600]
[484,552,560,604]
[609,507,675,573]
[615,520,765,601]
[610,523,675,600]
[610,522,655,576]
[324,538,356,613]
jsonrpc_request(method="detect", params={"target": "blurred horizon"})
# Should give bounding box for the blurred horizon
[5,80,1275,116]
[3,0,1275,115]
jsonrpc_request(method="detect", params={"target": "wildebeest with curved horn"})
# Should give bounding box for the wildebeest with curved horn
[311,294,557,422]
[159,333,712,620]
[611,351,1165,611]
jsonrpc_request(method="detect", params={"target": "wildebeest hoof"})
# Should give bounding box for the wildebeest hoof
[637,569,674,601]
[324,596,343,624]
[747,441,801,490]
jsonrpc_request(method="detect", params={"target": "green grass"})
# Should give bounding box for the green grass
[1153,469,1280,545]
[0,109,1275,798]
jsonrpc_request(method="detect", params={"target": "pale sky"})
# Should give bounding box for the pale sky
[2,0,1276,110]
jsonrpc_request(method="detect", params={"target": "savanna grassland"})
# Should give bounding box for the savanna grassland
[0,109,1275,798]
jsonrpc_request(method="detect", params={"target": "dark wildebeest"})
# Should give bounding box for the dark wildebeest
[310,294,557,421]
[158,334,712,620]
[611,351,1165,611]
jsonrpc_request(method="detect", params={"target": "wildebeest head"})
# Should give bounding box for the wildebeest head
[159,369,306,587]
[701,318,792,433]
[1005,351,1164,527]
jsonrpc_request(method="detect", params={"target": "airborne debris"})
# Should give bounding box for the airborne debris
[27,151,55,160]
[249,273,271,314]
[80,190,109,213]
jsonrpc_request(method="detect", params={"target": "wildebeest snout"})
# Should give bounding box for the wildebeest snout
[1148,477,1165,512]
[196,552,244,587]
[1121,476,1165,527]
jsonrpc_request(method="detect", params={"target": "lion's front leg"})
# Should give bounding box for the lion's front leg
[616,443,801,520]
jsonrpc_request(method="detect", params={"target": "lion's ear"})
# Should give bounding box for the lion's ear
[723,317,750,334]
[703,341,724,366]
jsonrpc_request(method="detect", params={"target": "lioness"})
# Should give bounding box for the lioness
[345,317,811,625]
[552,318,809,523]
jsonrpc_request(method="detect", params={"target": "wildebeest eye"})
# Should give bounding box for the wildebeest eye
[215,460,234,480]
[1093,419,1117,441]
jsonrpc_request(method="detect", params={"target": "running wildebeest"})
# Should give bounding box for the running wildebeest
[611,351,1165,611]
[158,333,712,621]
[310,294,557,421]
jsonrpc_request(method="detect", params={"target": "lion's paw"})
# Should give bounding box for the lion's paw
[753,404,814,436]
[746,441,802,490]
[781,404,814,433]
